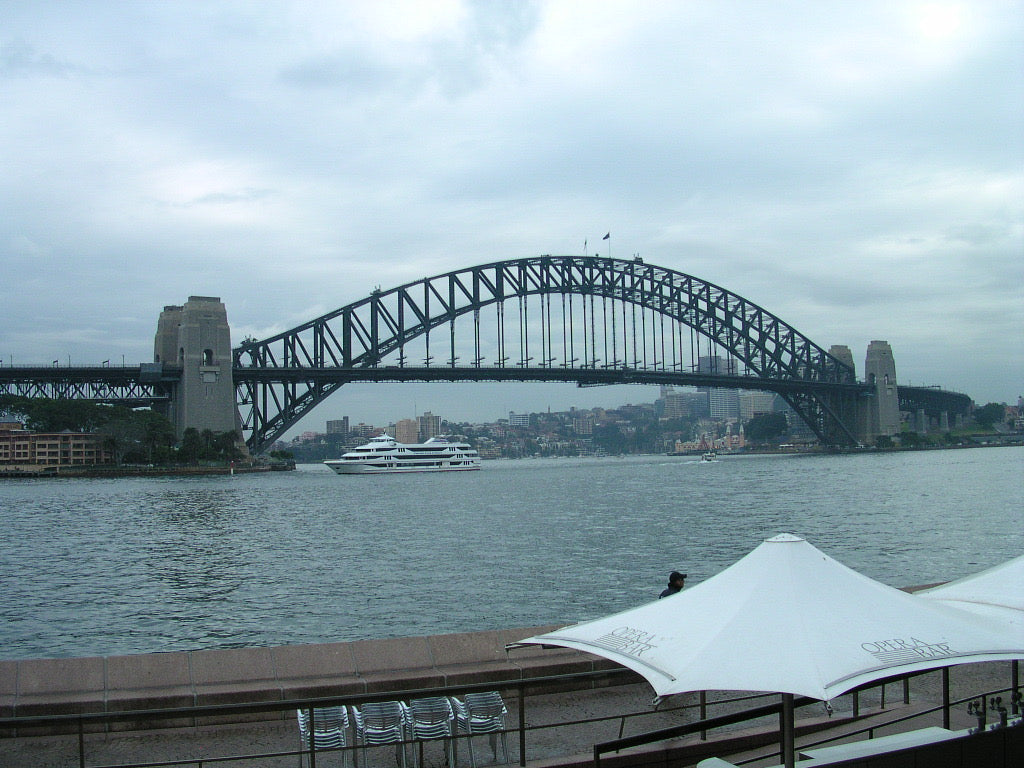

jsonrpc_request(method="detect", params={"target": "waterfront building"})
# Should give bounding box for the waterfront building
[0,422,112,467]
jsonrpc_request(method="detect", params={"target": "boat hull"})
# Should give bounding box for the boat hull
[324,461,481,474]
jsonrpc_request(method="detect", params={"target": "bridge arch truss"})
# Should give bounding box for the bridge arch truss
[234,256,863,452]
[235,256,868,454]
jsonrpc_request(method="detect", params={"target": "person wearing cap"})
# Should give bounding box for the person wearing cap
[659,571,686,598]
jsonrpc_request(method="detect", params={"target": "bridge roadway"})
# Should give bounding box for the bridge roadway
[3,362,955,402]
[0,363,972,453]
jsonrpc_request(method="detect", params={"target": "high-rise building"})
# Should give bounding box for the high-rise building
[395,418,418,444]
[508,412,530,427]
[662,392,689,420]
[739,391,777,421]
[326,418,349,434]
[708,388,740,420]
[572,413,594,435]
[697,355,737,376]
[418,411,441,441]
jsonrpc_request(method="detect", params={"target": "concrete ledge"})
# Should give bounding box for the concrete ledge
[2,625,632,735]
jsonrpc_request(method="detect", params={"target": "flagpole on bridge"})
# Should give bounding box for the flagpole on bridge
[603,232,610,258]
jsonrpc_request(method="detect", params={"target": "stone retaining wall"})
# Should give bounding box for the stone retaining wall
[1,625,631,731]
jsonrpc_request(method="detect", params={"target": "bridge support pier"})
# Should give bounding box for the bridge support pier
[855,340,900,446]
[915,408,928,434]
[154,297,243,447]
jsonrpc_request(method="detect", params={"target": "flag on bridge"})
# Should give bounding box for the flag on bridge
[603,232,610,240]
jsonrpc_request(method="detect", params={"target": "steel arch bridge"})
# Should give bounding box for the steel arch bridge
[234,255,870,452]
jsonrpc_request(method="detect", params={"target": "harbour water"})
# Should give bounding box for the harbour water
[1,446,1021,661]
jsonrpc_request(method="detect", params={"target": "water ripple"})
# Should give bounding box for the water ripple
[0,447,1020,659]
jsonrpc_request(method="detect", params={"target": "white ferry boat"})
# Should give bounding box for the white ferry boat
[323,434,481,474]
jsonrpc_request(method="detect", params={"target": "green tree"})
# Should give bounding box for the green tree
[592,423,627,454]
[973,402,1006,429]
[138,410,177,463]
[96,407,141,465]
[0,396,108,432]
[745,412,788,443]
[899,431,925,448]
[179,428,203,464]
[199,429,216,459]
[211,431,244,462]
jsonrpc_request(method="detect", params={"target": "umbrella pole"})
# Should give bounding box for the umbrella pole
[1013,660,1020,715]
[780,693,795,768]
[942,668,951,729]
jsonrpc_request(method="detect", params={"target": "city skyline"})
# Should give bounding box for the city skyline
[298,386,807,437]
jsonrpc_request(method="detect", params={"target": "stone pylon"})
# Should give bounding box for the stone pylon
[154,296,243,445]
[859,340,900,444]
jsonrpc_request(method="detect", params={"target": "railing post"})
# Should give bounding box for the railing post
[852,689,859,718]
[518,682,527,767]
[309,707,317,768]
[700,691,707,740]
[1013,660,1020,715]
[78,717,86,768]
[903,676,910,705]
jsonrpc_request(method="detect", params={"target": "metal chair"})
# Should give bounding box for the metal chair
[406,696,456,768]
[297,705,350,767]
[350,701,409,768]
[450,692,509,767]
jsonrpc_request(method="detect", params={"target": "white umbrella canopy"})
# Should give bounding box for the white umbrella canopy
[509,534,1024,702]
[917,553,1024,628]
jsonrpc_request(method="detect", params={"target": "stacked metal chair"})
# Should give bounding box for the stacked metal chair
[350,700,409,768]
[296,705,350,767]
[449,691,509,767]
[405,696,456,768]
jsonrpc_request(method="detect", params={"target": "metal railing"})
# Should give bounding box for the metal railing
[742,683,1021,766]
[592,666,1022,768]
[5,665,1018,768]
[2,667,646,768]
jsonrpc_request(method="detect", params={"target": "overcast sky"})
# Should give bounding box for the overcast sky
[2,1,1021,433]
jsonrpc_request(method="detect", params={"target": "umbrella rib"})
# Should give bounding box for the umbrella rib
[538,635,679,681]
[824,648,1024,693]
